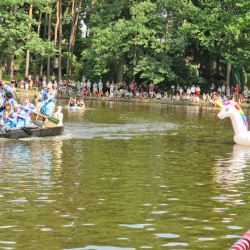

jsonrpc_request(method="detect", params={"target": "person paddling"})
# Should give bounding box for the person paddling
[20,97,35,126]
[77,99,85,109]
[35,83,55,117]
[1,104,18,128]
[2,92,18,110]
[0,81,14,99]
[14,104,27,128]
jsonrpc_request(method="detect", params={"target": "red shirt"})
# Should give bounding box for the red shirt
[235,86,239,93]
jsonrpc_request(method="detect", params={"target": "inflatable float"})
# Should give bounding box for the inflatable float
[216,100,250,146]
[67,105,85,110]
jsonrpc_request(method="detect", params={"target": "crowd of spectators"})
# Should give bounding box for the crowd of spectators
[9,74,249,104]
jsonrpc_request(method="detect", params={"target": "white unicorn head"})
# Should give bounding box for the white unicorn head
[216,101,248,135]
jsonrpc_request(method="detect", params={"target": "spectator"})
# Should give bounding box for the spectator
[226,86,230,98]
[149,82,154,97]
[210,83,215,96]
[230,85,235,97]
[176,84,180,94]
[222,84,226,96]
[196,85,200,97]
[87,79,91,92]
[217,86,221,96]
[171,84,175,94]
[77,80,81,93]
[106,80,110,93]
[93,82,98,94]
[98,79,103,93]
[235,84,239,96]
[191,85,196,95]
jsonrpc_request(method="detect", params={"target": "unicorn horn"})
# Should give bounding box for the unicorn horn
[215,101,224,108]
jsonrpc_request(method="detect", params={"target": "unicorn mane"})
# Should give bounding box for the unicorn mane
[224,100,248,129]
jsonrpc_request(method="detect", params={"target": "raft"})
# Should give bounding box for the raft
[0,126,64,140]
[67,105,85,110]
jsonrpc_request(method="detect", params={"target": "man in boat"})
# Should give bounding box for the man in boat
[14,104,27,128]
[1,103,18,128]
[77,99,85,109]
[20,97,35,126]
[0,92,18,112]
[0,81,14,98]
[35,83,55,116]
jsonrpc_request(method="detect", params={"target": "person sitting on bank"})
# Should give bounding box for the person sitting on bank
[35,83,55,116]
[141,92,148,99]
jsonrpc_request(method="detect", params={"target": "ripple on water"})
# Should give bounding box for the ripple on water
[62,247,136,250]
[119,224,152,229]
[162,242,189,246]
[155,233,180,238]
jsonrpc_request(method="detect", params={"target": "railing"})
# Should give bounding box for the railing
[230,230,250,249]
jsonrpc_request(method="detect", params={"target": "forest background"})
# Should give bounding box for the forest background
[1,0,250,93]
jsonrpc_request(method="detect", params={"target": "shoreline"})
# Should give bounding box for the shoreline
[15,91,250,109]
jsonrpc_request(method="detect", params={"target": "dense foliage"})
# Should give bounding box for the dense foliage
[1,0,250,91]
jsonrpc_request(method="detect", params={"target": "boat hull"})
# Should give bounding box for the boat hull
[0,126,64,140]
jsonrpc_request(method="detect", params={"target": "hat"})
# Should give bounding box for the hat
[5,92,13,98]
[0,81,4,85]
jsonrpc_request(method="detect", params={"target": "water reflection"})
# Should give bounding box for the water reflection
[214,144,250,185]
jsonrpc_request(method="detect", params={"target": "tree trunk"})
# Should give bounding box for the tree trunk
[117,52,125,83]
[66,0,78,77]
[0,51,4,80]
[226,61,231,89]
[25,3,33,77]
[69,0,82,75]
[40,12,48,75]
[47,4,52,82]
[34,10,43,80]
[53,0,60,69]
[58,0,62,80]
[7,46,14,78]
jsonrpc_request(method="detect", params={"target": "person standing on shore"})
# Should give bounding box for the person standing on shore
[87,80,91,93]
[210,83,215,97]
[106,81,110,93]
[98,79,103,93]
[171,84,175,94]
[222,84,226,96]
[226,86,230,98]
[195,85,200,97]
[191,85,196,95]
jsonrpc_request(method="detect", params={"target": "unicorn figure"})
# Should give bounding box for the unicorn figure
[216,100,250,146]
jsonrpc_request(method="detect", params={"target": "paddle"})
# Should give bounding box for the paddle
[1,114,33,136]
[16,114,44,128]
[21,106,59,125]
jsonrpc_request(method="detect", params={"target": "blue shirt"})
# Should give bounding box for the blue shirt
[16,109,27,122]
[3,98,18,107]
[20,103,35,116]
[38,89,55,102]
[0,85,14,98]
[1,110,18,123]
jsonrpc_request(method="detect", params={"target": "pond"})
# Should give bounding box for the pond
[1,99,250,250]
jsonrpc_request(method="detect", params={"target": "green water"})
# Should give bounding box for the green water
[1,100,250,250]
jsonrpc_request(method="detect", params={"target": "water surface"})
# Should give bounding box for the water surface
[1,100,250,249]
